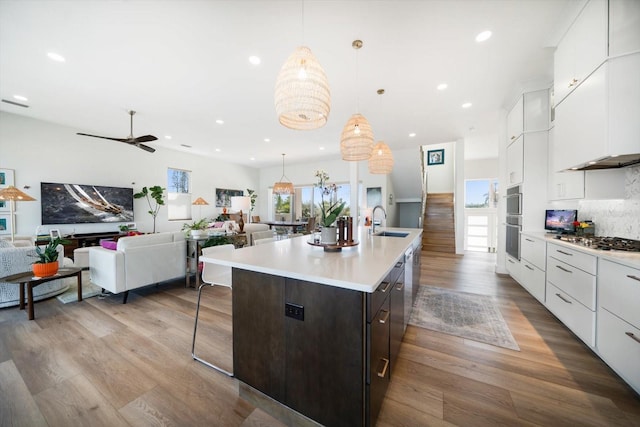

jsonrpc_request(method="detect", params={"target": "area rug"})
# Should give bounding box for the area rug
[409,286,520,351]
[56,271,103,304]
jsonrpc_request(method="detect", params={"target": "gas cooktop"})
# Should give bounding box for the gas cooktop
[555,236,640,252]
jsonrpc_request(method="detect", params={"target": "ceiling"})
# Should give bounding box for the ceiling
[0,0,583,168]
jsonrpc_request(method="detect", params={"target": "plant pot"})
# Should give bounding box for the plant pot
[190,230,206,238]
[320,226,338,245]
[32,261,59,278]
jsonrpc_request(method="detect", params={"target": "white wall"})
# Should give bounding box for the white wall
[423,142,455,193]
[465,158,499,179]
[0,112,259,236]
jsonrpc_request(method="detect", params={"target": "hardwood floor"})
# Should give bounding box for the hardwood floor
[1,251,638,426]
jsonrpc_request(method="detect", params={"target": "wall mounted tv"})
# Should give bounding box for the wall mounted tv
[544,209,577,233]
[41,182,134,225]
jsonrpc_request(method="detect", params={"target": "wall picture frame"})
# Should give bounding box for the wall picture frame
[0,168,15,187]
[49,229,61,239]
[215,188,243,208]
[427,149,445,165]
[366,187,382,207]
[0,214,12,235]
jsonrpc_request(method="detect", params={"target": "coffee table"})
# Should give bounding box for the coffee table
[0,267,83,320]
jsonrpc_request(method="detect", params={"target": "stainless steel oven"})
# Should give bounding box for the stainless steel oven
[505,214,522,260]
[506,185,522,215]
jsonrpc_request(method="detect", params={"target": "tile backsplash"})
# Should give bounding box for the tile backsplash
[578,165,640,240]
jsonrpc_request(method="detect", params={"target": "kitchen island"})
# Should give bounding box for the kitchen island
[200,226,422,427]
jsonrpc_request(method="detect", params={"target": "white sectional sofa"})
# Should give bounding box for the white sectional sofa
[0,242,66,308]
[89,231,186,303]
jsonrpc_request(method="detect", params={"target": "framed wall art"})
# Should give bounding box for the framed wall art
[366,187,382,207]
[0,214,11,235]
[427,149,445,165]
[0,168,15,187]
[215,188,243,207]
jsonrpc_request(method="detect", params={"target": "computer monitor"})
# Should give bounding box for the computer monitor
[544,209,577,233]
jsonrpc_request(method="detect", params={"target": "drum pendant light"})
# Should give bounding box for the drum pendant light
[341,40,373,161]
[273,154,294,195]
[274,2,330,130]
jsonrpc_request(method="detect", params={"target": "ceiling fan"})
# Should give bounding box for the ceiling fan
[77,110,157,153]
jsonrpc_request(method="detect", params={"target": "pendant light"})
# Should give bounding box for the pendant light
[340,40,374,161]
[273,154,294,195]
[274,2,330,130]
[369,89,394,174]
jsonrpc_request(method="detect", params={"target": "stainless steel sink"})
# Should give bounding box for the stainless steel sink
[375,231,409,238]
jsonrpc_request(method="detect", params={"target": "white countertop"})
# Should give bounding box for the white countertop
[200,227,423,293]
[522,231,640,270]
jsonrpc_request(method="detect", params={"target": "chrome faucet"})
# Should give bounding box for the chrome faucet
[371,205,387,234]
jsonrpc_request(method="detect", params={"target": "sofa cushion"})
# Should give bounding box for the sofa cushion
[0,239,13,248]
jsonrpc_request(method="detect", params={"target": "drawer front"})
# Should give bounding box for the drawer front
[597,308,640,394]
[521,261,546,303]
[521,236,546,271]
[547,243,597,275]
[506,255,521,284]
[546,282,595,347]
[546,257,596,310]
[599,259,640,329]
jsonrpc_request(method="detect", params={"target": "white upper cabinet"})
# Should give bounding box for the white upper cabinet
[507,90,550,143]
[609,0,640,56]
[554,0,608,106]
[507,135,524,186]
[507,96,524,143]
[547,126,585,200]
[554,53,640,171]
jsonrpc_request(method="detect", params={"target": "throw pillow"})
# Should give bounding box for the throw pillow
[100,240,118,250]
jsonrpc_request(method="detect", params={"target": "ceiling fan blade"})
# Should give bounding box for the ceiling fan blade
[136,143,156,153]
[76,132,128,142]
[132,134,158,143]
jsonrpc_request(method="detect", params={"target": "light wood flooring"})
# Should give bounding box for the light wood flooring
[1,251,639,426]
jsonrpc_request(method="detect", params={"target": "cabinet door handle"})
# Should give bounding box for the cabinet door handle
[556,250,573,256]
[555,265,572,273]
[377,357,390,378]
[395,262,404,268]
[556,293,572,304]
[508,258,515,264]
[626,275,640,282]
[395,281,405,291]
[568,78,579,88]
[626,332,640,345]
[525,238,534,242]
[379,281,392,293]
[378,309,390,324]
[525,264,534,271]
[510,135,516,140]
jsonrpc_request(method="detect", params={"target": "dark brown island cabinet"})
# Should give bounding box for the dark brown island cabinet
[232,254,412,427]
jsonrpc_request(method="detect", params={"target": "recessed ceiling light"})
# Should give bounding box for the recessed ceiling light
[437,83,448,91]
[215,148,221,152]
[475,30,492,43]
[264,138,271,142]
[462,102,472,109]
[215,119,224,125]
[250,157,256,161]
[249,56,261,65]
[13,95,28,102]
[409,133,416,137]
[164,135,172,140]
[47,52,65,62]
[319,146,325,150]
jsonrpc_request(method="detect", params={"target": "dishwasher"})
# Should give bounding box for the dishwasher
[403,246,413,332]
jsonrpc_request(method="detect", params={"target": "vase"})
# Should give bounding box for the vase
[320,226,337,245]
[33,261,59,278]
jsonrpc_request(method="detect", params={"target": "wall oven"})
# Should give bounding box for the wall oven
[505,215,521,260]
[506,185,522,215]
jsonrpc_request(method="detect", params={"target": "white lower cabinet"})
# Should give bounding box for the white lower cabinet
[521,260,545,304]
[506,255,521,283]
[546,244,597,347]
[546,282,596,347]
[597,259,640,394]
[520,234,546,303]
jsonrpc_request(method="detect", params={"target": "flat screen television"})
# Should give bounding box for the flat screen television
[544,209,577,233]
[41,182,134,225]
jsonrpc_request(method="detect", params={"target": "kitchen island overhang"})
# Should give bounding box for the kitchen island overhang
[200,227,423,427]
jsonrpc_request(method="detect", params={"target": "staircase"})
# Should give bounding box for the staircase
[422,193,455,253]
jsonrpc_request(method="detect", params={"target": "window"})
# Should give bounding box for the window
[167,167,191,220]
[270,182,351,223]
[465,179,498,208]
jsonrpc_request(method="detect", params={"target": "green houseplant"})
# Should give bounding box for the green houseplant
[32,237,65,277]
[133,185,165,233]
[314,170,346,244]
[182,217,209,238]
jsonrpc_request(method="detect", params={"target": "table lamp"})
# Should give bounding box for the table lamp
[231,196,251,232]
[0,185,37,242]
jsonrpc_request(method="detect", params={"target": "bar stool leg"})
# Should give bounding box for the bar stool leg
[191,283,233,376]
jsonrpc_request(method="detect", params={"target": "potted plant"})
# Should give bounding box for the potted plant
[31,237,65,277]
[182,217,209,238]
[247,188,257,222]
[314,170,346,244]
[133,185,165,233]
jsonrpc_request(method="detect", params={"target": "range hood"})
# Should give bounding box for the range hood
[571,154,640,171]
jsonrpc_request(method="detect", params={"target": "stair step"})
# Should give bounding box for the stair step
[423,192,455,253]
